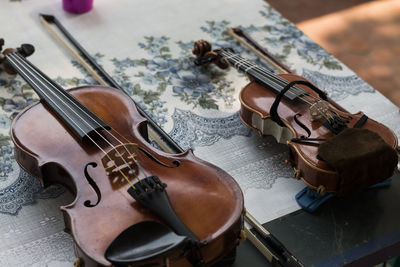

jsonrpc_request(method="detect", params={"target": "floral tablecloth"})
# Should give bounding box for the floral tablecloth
[0,0,399,265]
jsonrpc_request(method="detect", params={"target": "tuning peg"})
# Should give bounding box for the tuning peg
[192,40,229,69]
[0,41,35,74]
[193,40,212,58]
[0,38,4,52]
[0,38,4,64]
[17,44,35,57]
[1,48,17,74]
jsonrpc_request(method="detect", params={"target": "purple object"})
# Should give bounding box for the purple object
[62,0,93,13]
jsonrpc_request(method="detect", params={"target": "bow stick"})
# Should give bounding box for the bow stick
[39,14,303,267]
[40,14,181,154]
[226,27,292,74]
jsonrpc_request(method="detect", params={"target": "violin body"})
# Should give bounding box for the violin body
[239,74,398,194]
[11,85,244,266]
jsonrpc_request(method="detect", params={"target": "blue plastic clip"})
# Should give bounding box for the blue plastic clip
[296,178,392,212]
[295,187,333,212]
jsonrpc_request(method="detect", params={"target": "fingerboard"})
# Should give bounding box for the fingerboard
[216,49,308,100]
[5,52,110,141]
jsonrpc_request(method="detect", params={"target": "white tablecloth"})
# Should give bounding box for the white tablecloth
[0,0,399,265]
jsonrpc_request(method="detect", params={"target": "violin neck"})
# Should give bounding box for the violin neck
[216,49,305,101]
[5,52,110,141]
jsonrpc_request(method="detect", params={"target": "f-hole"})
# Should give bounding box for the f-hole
[84,162,102,207]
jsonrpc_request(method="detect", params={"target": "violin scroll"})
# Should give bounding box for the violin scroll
[193,40,229,69]
[0,38,35,74]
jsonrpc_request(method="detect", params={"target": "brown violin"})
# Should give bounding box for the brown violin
[193,40,398,197]
[1,40,244,266]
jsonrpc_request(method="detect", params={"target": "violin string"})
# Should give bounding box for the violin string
[222,50,327,107]
[7,54,137,188]
[219,50,325,105]
[218,50,335,121]
[8,53,141,188]
[11,53,148,181]
[219,51,336,123]
[219,51,315,107]
[10,53,145,187]
[219,49,313,99]
[220,51,322,105]
[218,50,305,100]
[219,51,337,123]
[220,57,300,101]
[11,52,145,176]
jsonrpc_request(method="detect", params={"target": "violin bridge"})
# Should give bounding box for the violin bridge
[101,143,139,187]
[309,101,330,121]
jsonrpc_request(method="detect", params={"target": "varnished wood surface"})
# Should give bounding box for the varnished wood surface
[239,74,398,193]
[11,85,244,266]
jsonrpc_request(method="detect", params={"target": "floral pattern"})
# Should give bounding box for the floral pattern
[0,4,380,216]
[111,33,235,115]
[302,68,375,101]
[259,5,342,70]
[0,169,65,215]
[169,108,251,150]
[106,20,276,119]
[0,1,399,266]
[0,139,13,181]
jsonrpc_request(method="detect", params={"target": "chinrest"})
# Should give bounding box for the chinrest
[105,220,191,265]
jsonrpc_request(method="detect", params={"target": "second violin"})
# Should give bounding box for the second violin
[193,40,398,197]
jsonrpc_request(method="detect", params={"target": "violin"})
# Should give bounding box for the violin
[1,40,244,266]
[193,40,398,196]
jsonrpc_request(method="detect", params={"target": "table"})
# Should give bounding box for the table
[234,171,400,266]
[0,0,399,266]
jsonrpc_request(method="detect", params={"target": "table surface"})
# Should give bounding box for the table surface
[0,0,399,266]
[233,174,400,267]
